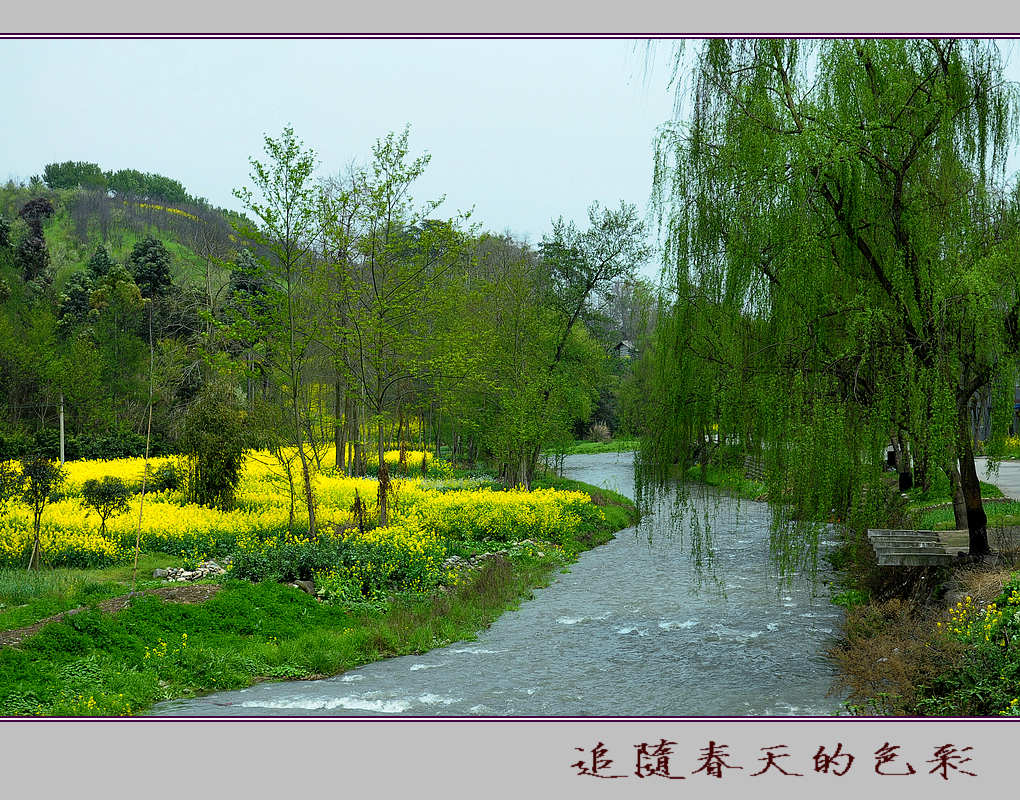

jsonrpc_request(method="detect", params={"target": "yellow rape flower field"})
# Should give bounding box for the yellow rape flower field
[0,449,637,717]
[1,450,606,599]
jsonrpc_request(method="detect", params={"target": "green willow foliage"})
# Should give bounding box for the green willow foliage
[642,39,1020,575]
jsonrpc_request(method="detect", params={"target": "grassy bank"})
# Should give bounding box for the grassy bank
[543,438,639,456]
[826,469,1020,716]
[0,476,636,717]
[680,463,767,501]
[899,475,1006,529]
[0,554,178,632]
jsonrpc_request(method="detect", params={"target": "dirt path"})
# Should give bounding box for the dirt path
[0,583,222,650]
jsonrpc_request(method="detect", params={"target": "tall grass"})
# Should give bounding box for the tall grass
[0,569,83,605]
[0,554,181,632]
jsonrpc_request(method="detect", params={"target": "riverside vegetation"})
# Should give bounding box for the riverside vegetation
[0,125,648,716]
[825,471,1020,717]
[678,445,1020,716]
[10,38,1020,719]
[629,40,1020,717]
[0,450,637,716]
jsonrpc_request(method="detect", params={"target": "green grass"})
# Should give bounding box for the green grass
[903,478,1010,529]
[680,463,767,501]
[0,553,184,632]
[0,562,561,717]
[0,478,637,716]
[542,438,639,456]
[911,501,1020,531]
[901,473,1003,505]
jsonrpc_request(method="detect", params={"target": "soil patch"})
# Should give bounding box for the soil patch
[0,583,222,650]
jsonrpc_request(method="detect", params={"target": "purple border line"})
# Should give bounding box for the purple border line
[2,28,1017,724]
[5,715,1019,722]
[2,32,1020,38]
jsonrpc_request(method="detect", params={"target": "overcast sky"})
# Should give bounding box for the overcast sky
[3,37,1020,279]
[0,39,678,248]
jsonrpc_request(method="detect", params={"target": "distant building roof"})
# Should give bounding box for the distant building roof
[613,340,637,358]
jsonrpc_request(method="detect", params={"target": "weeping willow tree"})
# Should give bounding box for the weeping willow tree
[643,38,1020,572]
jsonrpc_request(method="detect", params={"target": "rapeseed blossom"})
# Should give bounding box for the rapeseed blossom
[0,450,604,601]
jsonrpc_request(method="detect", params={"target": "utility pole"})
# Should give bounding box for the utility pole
[59,393,65,464]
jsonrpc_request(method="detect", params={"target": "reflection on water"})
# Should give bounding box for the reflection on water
[151,451,845,716]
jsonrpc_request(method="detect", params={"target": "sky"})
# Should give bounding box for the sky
[0,39,679,252]
[3,37,1020,281]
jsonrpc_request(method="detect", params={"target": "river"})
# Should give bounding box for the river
[150,451,846,716]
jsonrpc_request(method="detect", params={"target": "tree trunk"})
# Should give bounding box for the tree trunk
[895,431,913,492]
[946,462,968,531]
[377,420,389,526]
[28,512,42,571]
[296,444,317,538]
[306,417,322,471]
[957,404,991,556]
[246,352,255,407]
[398,406,407,475]
[915,445,930,494]
[505,450,529,490]
[283,455,296,534]
[353,400,364,476]
[335,379,345,470]
[318,385,326,445]
[341,391,351,473]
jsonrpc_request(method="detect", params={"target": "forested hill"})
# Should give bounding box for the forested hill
[0,162,246,461]
[0,141,655,480]
[1,161,240,293]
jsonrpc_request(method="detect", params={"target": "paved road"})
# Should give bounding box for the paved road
[975,457,1020,499]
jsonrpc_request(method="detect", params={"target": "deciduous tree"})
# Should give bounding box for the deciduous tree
[645,38,1020,565]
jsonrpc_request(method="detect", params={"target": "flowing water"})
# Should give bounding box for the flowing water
[151,451,846,716]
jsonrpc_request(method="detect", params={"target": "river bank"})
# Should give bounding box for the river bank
[822,461,1020,716]
[669,454,1020,716]
[0,472,637,717]
[151,451,845,716]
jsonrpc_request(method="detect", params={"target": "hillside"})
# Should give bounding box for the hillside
[0,171,240,294]
[0,165,247,461]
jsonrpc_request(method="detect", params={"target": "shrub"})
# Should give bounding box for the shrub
[178,383,246,510]
[831,588,870,610]
[69,428,154,460]
[829,599,961,716]
[231,522,448,601]
[0,429,32,460]
[0,459,21,512]
[229,538,346,584]
[147,461,182,493]
[80,477,131,534]
[911,578,1020,715]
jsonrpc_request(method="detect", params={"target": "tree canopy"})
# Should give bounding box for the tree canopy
[642,38,1020,570]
